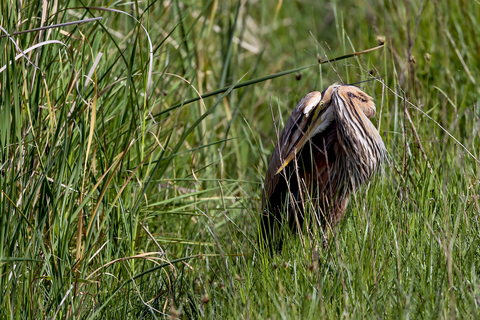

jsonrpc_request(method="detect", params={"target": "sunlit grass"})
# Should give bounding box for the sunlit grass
[1,0,479,318]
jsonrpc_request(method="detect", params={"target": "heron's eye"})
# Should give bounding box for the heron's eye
[319,101,325,108]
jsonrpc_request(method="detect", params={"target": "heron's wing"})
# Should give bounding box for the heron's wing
[262,91,322,207]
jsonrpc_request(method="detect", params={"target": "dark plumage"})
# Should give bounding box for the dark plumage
[261,84,386,250]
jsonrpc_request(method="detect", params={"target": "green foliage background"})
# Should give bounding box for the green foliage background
[1,0,479,318]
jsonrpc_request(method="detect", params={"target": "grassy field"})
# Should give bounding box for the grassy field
[1,0,480,318]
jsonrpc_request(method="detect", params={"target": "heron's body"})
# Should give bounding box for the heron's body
[261,84,386,250]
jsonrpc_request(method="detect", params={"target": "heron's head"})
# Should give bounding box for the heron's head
[275,84,378,174]
[322,84,376,118]
[298,84,377,140]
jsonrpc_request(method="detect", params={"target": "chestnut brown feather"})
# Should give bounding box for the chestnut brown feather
[261,84,386,251]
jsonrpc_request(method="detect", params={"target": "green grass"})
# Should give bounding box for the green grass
[1,0,480,318]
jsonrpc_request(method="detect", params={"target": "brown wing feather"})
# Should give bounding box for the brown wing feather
[260,84,386,252]
[262,91,322,208]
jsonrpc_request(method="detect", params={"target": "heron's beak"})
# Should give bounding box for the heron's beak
[275,102,328,175]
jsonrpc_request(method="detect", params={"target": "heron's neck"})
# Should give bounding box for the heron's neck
[312,107,335,137]
[333,96,385,183]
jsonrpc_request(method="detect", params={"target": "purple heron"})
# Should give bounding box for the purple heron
[261,84,386,250]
